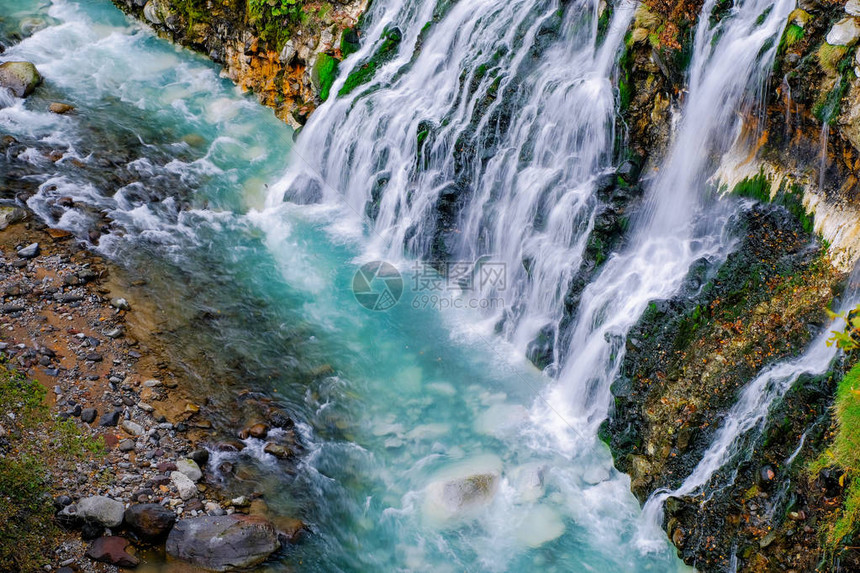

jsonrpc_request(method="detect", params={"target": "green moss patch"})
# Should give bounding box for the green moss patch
[339,26,403,97]
[314,53,339,101]
[0,362,103,570]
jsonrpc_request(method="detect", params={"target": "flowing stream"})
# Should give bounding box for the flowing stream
[0,0,803,571]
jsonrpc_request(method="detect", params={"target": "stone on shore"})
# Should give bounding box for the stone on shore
[85,536,139,567]
[124,504,176,541]
[0,61,42,97]
[121,419,144,436]
[171,470,197,500]
[80,407,98,424]
[76,495,125,528]
[176,458,202,482]
[0,206,27,230]
[165,515,280,571]
[17,242,40,259]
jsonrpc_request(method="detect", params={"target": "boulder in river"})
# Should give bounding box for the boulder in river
[0,61,42,97]
[165,515,280,571]
[424,455,502,523]
[49,102,74,114]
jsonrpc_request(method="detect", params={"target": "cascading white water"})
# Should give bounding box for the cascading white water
[636,266,860,552]
[271,0,638,360]
[531,0,796,443]
[0,0,825,569]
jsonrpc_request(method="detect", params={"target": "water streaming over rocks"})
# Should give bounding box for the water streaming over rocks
[1,0,839,570]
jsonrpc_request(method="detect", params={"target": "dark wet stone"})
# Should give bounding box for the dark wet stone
[165,515,279,571]
[189,448,209,467]
[81,407,98,424]
[124,504,176,541]
[99,409,120,427]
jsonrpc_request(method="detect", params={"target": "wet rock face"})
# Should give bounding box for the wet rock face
[606,204,836,499]
[165,514,280,571]
[603,203,842,571]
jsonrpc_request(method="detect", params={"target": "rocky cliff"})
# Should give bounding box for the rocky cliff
[112,0,367,128]
[606,0,860,570]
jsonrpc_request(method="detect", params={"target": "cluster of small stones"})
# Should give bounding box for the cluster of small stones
[0,218,304,571]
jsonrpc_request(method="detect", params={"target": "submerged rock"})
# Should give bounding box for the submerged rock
[426,471,500,522]
[165,515,280,571]
[0,61,42,97]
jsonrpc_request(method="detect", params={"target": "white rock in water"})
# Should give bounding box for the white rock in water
[848,0,860,17]
[515,505,565,548]
[424,455,502,523]
[827,17,860,47]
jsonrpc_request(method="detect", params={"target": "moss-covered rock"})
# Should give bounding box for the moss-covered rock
[0,61,42,98]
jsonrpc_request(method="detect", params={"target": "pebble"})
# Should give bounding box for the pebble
[81,407,97,424]
[17,242,40,259]
[110,297,131,310]
[121,419,144,436]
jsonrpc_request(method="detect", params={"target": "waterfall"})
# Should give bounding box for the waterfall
[273,0,793,438]
[636,266,860,552]
[271,0,638,359]
[539,0,796,441]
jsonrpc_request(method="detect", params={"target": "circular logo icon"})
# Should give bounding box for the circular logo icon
[352,261,403,311]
